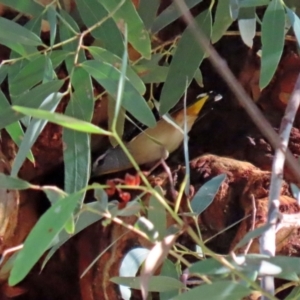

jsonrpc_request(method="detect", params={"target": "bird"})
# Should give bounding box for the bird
[92,91,222,176]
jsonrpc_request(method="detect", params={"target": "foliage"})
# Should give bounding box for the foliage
[1,0,300,299]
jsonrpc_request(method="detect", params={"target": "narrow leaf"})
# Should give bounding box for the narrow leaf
[172,281,251,300]
[190,174,226,215]
[76,0,124,56]
[11,92,64,177]
[259,0,285,89]
[100,0,151,59]
[0,17,42,46]
[151,0,203,33]
[0,173,32,189]
[81,60,156,127]
[212,0,233,43]
[12,106,111,135]
[159,10,212,115]
[0,80,64,130]
[287,7,300,49]
[9,192,81,285]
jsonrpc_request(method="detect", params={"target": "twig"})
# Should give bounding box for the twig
[244,194,257,254]
[260,74,300,298]
[172,0,300,183]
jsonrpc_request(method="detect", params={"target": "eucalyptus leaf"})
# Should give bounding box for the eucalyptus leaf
[159,9,212,115]
[76,0,124,56]
[190,174,226,215]
[100,0,151,59]
[0,17,42,46]
[151,0,203,33]
[0,173,32,189]
[259,0,285,89]
[12,106,111,135]
[0,80,64,130]
[212,0,233,43]
[11,92,64,177]
[172,281,251,300]
[81,60,156,127]
[9,192,81,285]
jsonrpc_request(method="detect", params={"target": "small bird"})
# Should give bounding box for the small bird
[92,92,222,176]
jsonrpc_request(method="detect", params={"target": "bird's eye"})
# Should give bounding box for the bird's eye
[93,152,108,169]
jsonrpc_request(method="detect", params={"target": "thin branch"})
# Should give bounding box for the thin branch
[244,194,257,254]
[260,74,300,298]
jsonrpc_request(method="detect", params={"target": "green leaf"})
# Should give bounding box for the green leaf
[111,276,184,292]
[0,80,64,130]
[159,9,212,115]
[9,52,67,97]
[81,60,156,128]
[212,0,233,43]
[239,0,270,7]
[190,174,226,215]
[9,192,81,285]
[259,0,285,89]
[100,0,151,59]
[172,281,251,300]
[0,0,44,16]
[11,92,64,177]
[238,7,256,48]
[0,17,42,46]
[76,0,124,57]
[0,64,8,84]
[46,5,57,47]
[151,0,203,33]
[287,7,300,49]
[5,122,34,163]
[12,106,111,135]
[148,186,166,239]
[41,200,105,269]
[285,285,300,300]
[0,90,34,162]
[0,173,32,189]
[159,259,180,300]
[119,247,149,299]
[63,68,93,198]
[88,46,145,95]
[234,224,272,250]
[138,0,160,30]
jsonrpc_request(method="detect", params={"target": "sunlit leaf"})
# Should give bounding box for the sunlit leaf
[119,248,149,300]
[12,106,111,135]
[238,7,256,48]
